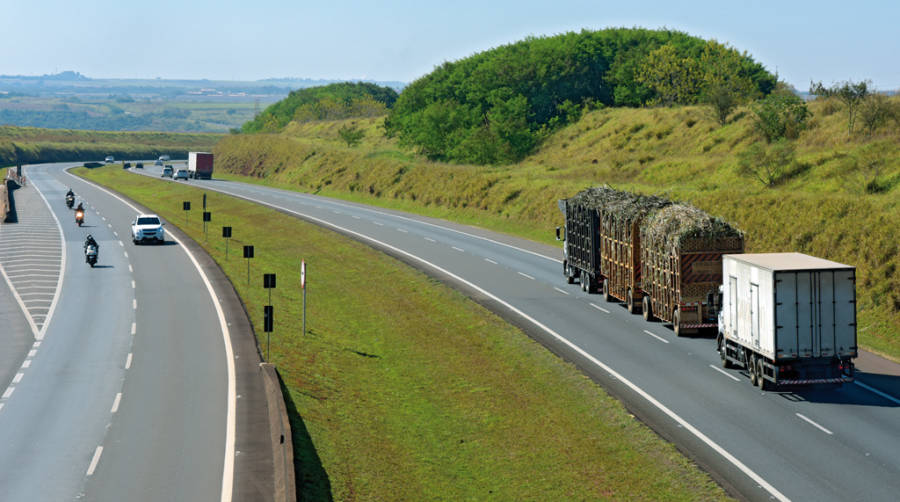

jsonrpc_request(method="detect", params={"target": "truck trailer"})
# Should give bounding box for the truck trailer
[640,204,744,335]
[557,187,669,307]
[188,152,213,180]
[717,253,857,390]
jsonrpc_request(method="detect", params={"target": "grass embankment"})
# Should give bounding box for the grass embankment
[214,99,900,360]
[0,125,221,166]
[77,165,728,501]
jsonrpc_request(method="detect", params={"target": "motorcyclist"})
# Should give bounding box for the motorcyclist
[66,188,74,198]
[84,234,99,253]
[75,201,84,212]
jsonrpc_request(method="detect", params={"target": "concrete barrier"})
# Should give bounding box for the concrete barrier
[0,183,7,222]
[260,363,297,502]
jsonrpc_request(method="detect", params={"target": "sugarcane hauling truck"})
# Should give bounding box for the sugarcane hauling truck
[717,253,857,389]
[640,204,744,335]
[557,186,743,334]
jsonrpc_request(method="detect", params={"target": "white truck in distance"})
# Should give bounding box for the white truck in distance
[717,253,857,390]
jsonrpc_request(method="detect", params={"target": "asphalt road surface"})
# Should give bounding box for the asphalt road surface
[0,163,235,501]
[133,162,900,502]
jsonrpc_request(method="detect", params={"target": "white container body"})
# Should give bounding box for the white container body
[722,253,857,361]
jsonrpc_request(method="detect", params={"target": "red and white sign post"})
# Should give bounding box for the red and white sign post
[301,260,307,336]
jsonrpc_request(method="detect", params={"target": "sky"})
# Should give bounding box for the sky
[2,0,898,90]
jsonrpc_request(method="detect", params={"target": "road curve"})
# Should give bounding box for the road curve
[0,163,245,501]
[133,163,900,502]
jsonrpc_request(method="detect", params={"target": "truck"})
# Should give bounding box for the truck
[188,152,213,180]
[640,204,744,335]
[717,253,857,390]
[557,187,669,311]
[558,187,743,335]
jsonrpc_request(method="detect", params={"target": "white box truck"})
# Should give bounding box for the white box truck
[717,253,857,390]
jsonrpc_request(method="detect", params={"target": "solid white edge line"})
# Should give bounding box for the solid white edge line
[187,182,789,502]
[111,392,122,413]
[0,168,67,342]
[795,413,833,435]
[589,303,610,313]
[709,364,741,381]
[853,380,900,405]
[86,446,103,476]
[553,287,570,295]
[642,329,670,344]
[66,169,236,502]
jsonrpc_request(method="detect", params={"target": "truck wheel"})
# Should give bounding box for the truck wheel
[626,289,636,314]
[749,355,759,386]
[718,336,733,369]
[602,279,611,302]
[673,310,682,336]
[642,296,654,322]
[564,261,574,284]
[580,271,588,292]
[757,359,771,391]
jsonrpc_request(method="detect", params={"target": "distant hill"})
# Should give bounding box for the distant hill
[240,82,400,133]
[385,28,775,164]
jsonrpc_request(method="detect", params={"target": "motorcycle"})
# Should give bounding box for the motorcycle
[75,209,84,226]
[85,244,98,267]
[65,194,74,209]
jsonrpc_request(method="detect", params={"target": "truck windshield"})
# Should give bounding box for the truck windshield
[137,217,160,225]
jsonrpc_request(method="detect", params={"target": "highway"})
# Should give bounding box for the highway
[134,162,900,501]
[0,163,246,501]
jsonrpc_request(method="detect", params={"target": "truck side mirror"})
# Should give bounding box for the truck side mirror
[555,226,562,241]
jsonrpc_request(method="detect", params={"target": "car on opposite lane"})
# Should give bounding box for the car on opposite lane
[131,214,165,244]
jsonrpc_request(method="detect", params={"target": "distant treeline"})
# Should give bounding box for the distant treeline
[384,28,775,164]
[241,82,399,133]
[0,109,224,133]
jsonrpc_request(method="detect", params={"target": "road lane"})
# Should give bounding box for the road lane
[132,164,900,501]
[0,163,235,501]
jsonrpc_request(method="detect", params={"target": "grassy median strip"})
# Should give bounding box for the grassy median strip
[77,165,729,501]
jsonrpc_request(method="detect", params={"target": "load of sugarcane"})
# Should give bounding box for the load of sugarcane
[569,185,742,252]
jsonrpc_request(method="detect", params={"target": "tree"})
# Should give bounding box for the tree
[338,124,365,147]
[699,41,758,125]
[810,80,870,135]
[737,139,796,186]
[752,90,811,142]
[636,44,701,106]
[858,93,895,136]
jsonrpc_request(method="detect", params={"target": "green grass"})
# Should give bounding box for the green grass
[213,99,900,361]
[77,165,729,501]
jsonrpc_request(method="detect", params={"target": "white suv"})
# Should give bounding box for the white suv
[131,214,165,244]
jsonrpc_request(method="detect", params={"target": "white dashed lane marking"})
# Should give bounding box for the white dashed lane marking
[517,272,535,280]
[796,413,834,435]
[590,303,610,313]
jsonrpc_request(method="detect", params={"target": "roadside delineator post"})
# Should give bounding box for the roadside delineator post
[182,200,190,226]
[243,245,254,285]
[301,260,307,336]
[222,226,232,259]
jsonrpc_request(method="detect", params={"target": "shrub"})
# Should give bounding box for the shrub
[752,91,810,142]
[737,139,796,186]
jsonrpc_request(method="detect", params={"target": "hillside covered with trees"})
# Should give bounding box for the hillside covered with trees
[241,82,399,133]
[384,28,776,164]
